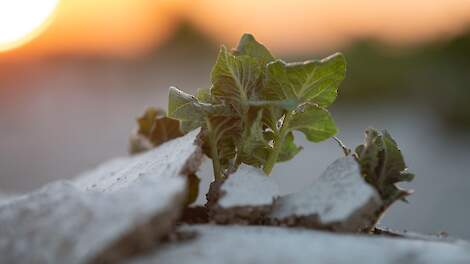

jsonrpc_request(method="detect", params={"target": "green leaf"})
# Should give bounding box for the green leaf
[233,33,274,65]
[289,104,338,142]
[260,53,345,174]
[210,46,262,115]
[202,116,240,179]
[129,107,184,154]
[382,131,415,183]
[177,88,214,134]
[355,129,381,183]
[168,86,234,130]
[237,110,271,167]
[168,85,239,179]
[261,105,285,132]
[277,132,302,162]
[247,98,300,111]
[168,86,206,121]
[168,87,207,133]
[196,88,212,103]
[355,128,415,206]
[264,53,346,107]
[237,110,302,167]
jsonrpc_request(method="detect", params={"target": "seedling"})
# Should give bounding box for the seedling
[131,33,414,207]
[355,128,415,206]
[168,34,344,179]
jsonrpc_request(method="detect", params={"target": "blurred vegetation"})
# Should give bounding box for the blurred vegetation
[339,31,470,129]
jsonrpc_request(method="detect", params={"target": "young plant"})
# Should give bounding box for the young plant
[168,33,346,179]
[132,35,415,209]
[355,128,415,206]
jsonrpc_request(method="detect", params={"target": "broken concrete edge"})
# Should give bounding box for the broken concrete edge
[204,179,229,222]
[373,227,470,246]
[267,156,384,233]
[266,200,382,233]
[83,129,205,263]
[205,181,273,225]
[89,188,187,264]
[268,195,382,233]
[275,154,413,233]
[173,151,464,244]
[209,205,274,225]
[182,154,419,238]
[205,178,224,210]
[129,224,470,264]
[218,165,280,208]
[180,206,390,237]
[197,156,386,230]
[179,130,205,177]
[203,165,280,225]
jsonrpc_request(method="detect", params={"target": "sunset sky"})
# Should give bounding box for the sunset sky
[2,0,470,58]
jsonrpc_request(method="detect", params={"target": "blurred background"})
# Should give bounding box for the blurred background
[1,0,470,238]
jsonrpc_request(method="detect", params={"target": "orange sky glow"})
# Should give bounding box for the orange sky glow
[2,0,470,58]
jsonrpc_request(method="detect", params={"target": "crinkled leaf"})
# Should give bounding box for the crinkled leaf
[233,33,274,66]
[264,53,346,108]
[355,128,415,206]
[277,132,302,162]
[196,88,212,103]
[258,54,345,174]
[202,116,240,177]
[168,85,239,179]
[355,129,381,183]
[247,98,300,111]
[289,104,338,142]
[382,131,415,183]
[177,88,213,134]
[168,86,206,121]
[259,105,284,132]
[239,112,302,166]
[210,46,262,115]
[237,110,271,167]
[168,86,233,121]
[129,107,184,154]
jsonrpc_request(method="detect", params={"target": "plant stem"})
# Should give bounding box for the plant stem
[206,118,223,181]
[333,136,351,156]
[263,112,293,175]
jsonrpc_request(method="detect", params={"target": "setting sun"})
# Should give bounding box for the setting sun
[0,0,59,52]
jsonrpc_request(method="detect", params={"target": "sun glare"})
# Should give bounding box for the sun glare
[0,0,59,52]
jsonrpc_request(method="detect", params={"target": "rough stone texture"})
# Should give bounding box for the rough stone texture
[129,224,470,264]
[0,129,202,264]
[270,156,382,232]
[207,165,279,224]
[219,165,279,208]
[75,129,202,192]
